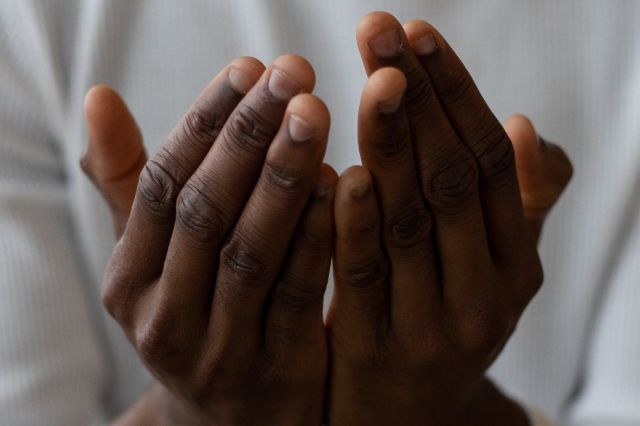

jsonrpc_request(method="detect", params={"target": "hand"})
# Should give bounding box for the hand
[326,12,572,425]
[82,55,336,425]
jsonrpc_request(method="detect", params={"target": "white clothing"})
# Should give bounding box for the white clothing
[0,1,639,424]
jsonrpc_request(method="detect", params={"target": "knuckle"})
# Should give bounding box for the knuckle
[175,177,226,248]
[101,283,127,323]
[137,157,180,221]
[101,260,139,325]
[426,154,479,213]
[136,327,181,370]
[135,307,187,372]
[192,342,242,391]
[271,275,324,315]
[473,124,516,189]
[346,336,394,374]
[384,203,432,249]
[340,255,389,290]
[225,104,277,156]
[255,356,290,389]
[101,283,127,322]
[457,308,511,358]
[408,328,451,367]
[220,236,269,283]
[182,106,226,151]
[262,160,308,198]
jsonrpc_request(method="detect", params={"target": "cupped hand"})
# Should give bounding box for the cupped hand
[326,12,572,425]
[83,55,336,425]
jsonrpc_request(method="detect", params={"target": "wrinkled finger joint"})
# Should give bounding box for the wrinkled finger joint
[225,104,277,157]
[175,178,227,248]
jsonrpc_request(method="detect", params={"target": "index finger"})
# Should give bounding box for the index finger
[114,57,265,282]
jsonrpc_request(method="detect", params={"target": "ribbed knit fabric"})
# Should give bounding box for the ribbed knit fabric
[0,1,638,424]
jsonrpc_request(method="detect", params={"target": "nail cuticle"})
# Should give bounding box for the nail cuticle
[268,67,302,101]
[288,114,316,142]
[349,180,371,200]
[313,182,332,198]
[412,33,438,56]
[378,95,403,114]
[228,66,253,94]
[369,29,404,59]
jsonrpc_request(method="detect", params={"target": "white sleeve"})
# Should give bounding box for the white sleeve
[564,201,640,425]
[0,3,108,425]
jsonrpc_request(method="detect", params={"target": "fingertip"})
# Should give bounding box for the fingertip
[363,67,407,114]
[504,114,542,173]
[315,164,339,196]
[337,165,374,203]
[231,56,266,73]
[403,19,435,41]
[84,85,139,145]
[287,93,331,138]
[81,85,144,185]
[339,164,371,181]
[505,114,538,143]
[403,20,440,57]
[270,54,316,95]
[357,11,407,68]
[309,165,338,201]
[228,56,266,94]
[357,11,402,43]
[84,85,125,123]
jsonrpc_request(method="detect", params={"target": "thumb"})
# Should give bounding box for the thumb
[81,85,147,239]
[504,114,573,243]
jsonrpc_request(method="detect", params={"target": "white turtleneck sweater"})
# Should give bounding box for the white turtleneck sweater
[0,1,639,425]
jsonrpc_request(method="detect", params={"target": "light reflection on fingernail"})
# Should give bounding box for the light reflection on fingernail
[268,68,301,100]
[369,29,404,58]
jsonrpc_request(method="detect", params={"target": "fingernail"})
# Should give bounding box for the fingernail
[288,114,316,142]
[350,179,371,200]
[268,68,301,100]
[228,66,254,94]
[313,182,332,197]
[378,92,404,114]
[369,29,404,58]
[412,33,437,56]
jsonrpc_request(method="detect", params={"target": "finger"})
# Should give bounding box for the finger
[404,20,528,261]
[358,67,439,324]
[266,164,337,346]
[358,13,492,293]
[104,57,264,320]
[504,114,573,243]
[330,166,389,344]
[158,56,316,335]
[210,93,329,346]
[82,85,146,239]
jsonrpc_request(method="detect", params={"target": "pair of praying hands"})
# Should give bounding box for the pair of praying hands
[82,12,571,426]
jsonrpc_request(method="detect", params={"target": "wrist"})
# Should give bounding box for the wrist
[112,384,209,426]
[451,378,529,426]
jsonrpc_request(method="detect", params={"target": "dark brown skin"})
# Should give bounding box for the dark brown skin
[83,55,338,425]
[82,13,572,425]
[325,12,571,425]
